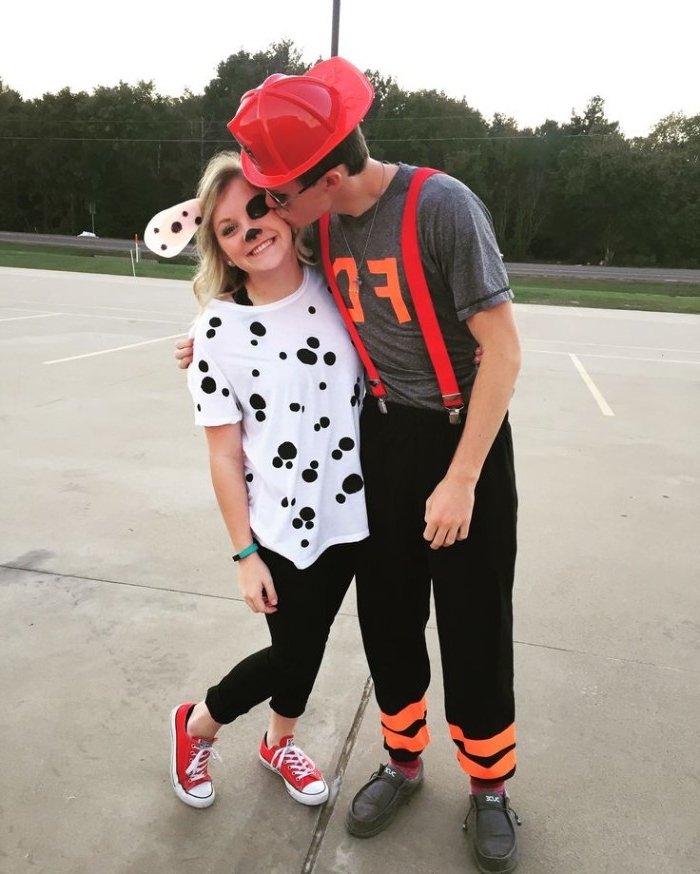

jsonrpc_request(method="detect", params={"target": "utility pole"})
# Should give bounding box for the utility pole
[331,0,340,56]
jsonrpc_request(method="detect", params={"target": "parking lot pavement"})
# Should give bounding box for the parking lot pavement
[1,269,699,874]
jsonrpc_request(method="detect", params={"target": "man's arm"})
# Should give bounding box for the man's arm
[175,335,483,370]
[423,300,521,548]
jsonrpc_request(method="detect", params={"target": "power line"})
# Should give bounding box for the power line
[0,132,623,144]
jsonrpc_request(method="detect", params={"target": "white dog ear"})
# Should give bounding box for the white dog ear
[144,198,202,258]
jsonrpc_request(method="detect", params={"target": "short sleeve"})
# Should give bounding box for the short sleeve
[187,346,242,426]
[418,174,513,321]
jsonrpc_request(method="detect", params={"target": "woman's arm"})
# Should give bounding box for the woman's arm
[205,423,278,613]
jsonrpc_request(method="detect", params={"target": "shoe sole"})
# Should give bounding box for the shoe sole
[258,753,329,806]
[345,772,424,838]
[473,848,519,874]
[169,706,215,809]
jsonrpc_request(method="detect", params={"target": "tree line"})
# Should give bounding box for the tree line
[1,41,698,267]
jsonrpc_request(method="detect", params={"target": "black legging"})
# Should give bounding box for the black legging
[205,541,358,722]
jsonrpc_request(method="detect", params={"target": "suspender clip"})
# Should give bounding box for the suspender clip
[378,397,388,414]
[448,406,464,425]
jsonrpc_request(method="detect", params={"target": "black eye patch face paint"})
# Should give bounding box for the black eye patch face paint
[247,193,270,220]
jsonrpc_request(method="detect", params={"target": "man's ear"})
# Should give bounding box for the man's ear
[320,167,344,193]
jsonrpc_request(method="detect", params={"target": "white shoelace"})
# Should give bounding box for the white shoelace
[186,740,221,781]
[270,742,316,779]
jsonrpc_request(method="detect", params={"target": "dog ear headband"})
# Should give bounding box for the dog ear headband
[143,193,270,258]
[144,198,202,259]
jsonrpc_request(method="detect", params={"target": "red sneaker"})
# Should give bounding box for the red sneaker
[169,703,220,808]
[259,735,329,806]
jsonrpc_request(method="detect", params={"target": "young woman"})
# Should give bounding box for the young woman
[146,151,368,809]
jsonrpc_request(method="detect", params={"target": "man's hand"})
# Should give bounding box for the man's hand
[423,475,475,549]
[422,341,483,548]
[175,337,194,369]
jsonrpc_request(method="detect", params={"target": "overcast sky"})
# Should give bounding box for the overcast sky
[3,0,698,137]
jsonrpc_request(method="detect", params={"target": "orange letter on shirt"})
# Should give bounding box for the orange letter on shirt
[367,258,411,323]
[333,256,365,322]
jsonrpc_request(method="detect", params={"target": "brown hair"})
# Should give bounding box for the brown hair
[297,127,370,187]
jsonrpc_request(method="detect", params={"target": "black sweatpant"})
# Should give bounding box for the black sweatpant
[205,541,357,723]
[355,399,518,782]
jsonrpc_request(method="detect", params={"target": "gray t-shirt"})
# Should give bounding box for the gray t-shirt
[327,163,512,412]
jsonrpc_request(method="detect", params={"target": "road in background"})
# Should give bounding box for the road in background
[1,231,700,284]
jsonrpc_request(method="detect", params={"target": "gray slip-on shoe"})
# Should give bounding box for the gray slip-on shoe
[464,792,521,873]
[345,761,424,838]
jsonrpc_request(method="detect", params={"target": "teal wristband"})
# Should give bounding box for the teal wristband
[232,542,258,562]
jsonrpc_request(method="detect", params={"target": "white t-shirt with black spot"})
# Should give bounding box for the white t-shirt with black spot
[188,265,368,569]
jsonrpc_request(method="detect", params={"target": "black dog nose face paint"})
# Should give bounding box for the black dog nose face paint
[245,227,263,243]
[246,193,270,220]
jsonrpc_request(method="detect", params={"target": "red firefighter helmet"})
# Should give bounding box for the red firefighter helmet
[228,57,374,188]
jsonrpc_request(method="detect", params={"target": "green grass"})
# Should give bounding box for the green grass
[0,242,195,281]
[1,242,699,314]
[512,276,700,314]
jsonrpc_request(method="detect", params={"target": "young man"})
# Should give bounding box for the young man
[179,57,522,874]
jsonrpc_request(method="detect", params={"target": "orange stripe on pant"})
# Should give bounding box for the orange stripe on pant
[380,698,430,755]
[448,722,517,780]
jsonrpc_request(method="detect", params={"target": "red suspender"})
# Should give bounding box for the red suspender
[318,212,389,412]
[401,168,464,422]
[319,169,465,423]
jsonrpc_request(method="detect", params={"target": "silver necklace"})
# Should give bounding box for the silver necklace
[337,163,385,292]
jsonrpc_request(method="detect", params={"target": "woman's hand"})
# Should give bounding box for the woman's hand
[237,554,278,614]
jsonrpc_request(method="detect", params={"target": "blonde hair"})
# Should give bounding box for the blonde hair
[192,151,313,311]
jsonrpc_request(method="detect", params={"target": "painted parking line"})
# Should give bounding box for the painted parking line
[44,333,187,365]
[66,313,186,326]
[568,352,699,366]
[0,298,191,318]
[0,312,61,322]
[525,347,700,366]
[568,353,614,417]
[527,337,700,356]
